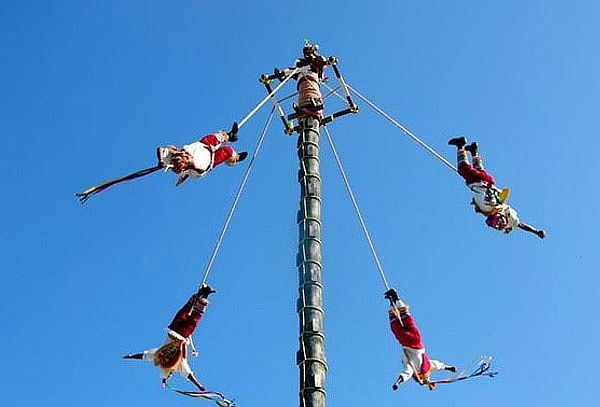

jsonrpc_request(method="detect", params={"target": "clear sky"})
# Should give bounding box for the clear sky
[1,1,598,406]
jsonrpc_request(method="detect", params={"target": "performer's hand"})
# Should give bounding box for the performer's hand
[192,350,199,358]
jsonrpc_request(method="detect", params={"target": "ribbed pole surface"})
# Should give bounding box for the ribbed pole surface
[296,113,327,407]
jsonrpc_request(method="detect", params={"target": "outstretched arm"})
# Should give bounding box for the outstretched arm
[187,373,206,391]
[122,353,144,360]
[518,222,546,239]
[179,358,205,391]
[123,348,157,362]
[189,336,199,358]
[161,372,173,388]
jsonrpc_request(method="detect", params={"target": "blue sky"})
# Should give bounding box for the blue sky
[1,1,598,406]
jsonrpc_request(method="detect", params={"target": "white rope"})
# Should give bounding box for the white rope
[279,91,299,103]
[201,108,276,285]
[321,82,348,104]
[323,127,404,326]
[322,85,341,100]
[347,84,457,172]
[238,68,299,129]
[274,85,340,105]
[322,125,391,291]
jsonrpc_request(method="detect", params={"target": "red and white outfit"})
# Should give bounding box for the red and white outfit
[456,149,520,233]
[139,293,207,383]
[389,301,451,386]
[160,131,237,178]
[180,132,237,177]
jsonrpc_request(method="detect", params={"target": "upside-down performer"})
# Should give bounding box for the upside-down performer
[123,284,216,391]
[448,136,546,239]
[76,123,248,203]
[384,288,457,391]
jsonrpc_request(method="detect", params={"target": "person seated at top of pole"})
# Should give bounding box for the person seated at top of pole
[448,136,546,239]
[271,41,329,122]
[294,41,329,82]
[122,284,216,391]
[292,41,329,121]
[76,123,248,202]
[262,41,357,134]
[384,289,457,391]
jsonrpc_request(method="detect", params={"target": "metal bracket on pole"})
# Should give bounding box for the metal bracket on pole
[290,105,358,133]
[328,56,358,111]
[321,106,359,125]
[260,72,295,134]
[288,100,325,121]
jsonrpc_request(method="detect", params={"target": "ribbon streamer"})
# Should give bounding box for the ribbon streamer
[432,356,498,385]
[75,165,163,203]
[166,383,237,406]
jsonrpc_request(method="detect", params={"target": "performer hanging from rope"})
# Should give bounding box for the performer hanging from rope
[384,289,456,391]
[158,124,248,186]
[122,284,216,391]
[448,136,546,239]
[76,123,248,202]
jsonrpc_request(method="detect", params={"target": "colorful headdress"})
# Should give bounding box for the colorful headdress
[153,340,185,370]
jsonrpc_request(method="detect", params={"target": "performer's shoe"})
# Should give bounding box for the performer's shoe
[384,288,399,303]
[445,366,458,373]
[448,136,467,148]
[198,283,216,298]
[237,151,248,162]
[537,230,546,239]
[392,377,403,391]
[465,142,479,156]
[227,121,239,142]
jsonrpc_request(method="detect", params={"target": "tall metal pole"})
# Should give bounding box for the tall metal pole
[296,52,327,407]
